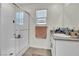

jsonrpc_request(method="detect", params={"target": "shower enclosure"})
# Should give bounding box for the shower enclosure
[0,3,29,56]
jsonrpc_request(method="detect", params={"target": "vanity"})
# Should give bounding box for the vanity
[51,33,79,56]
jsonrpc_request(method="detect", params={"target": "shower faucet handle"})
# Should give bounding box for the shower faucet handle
[13,34,22,39]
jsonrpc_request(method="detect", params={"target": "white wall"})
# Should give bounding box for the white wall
[0,3,16,55]
[17,3,79,49]
[17,4,64,49]
[0,4,1,55]
[63,4,79,30]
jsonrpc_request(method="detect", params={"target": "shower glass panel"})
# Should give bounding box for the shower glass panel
[16,12,24,25]
[15,10,29,55]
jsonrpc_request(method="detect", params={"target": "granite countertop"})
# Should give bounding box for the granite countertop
[53,33,79,41]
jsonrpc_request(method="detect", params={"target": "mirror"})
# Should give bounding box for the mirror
[63,3,79,30]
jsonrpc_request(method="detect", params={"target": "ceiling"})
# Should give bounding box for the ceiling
[16,3,61,7]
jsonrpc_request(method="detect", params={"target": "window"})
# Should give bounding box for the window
[36,10,47,24]
[16,11,24,25]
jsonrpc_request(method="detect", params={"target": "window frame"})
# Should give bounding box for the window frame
[36,9,48,25]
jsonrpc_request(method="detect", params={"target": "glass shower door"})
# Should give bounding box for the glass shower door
[15,10,29,55]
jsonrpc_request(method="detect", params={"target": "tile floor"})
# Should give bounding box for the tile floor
[23,47,51,56]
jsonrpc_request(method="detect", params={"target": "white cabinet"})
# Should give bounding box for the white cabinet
[55,40,79,56]
[51,33,79,56]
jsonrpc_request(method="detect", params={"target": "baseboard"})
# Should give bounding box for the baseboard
[29,45,51,50]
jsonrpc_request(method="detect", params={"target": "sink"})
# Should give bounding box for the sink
[54,33,71,38]
[53,33,79,41]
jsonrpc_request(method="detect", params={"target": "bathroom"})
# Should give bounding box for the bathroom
[0,3,79,56]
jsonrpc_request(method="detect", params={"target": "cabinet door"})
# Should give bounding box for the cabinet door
[56,40,79,56]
